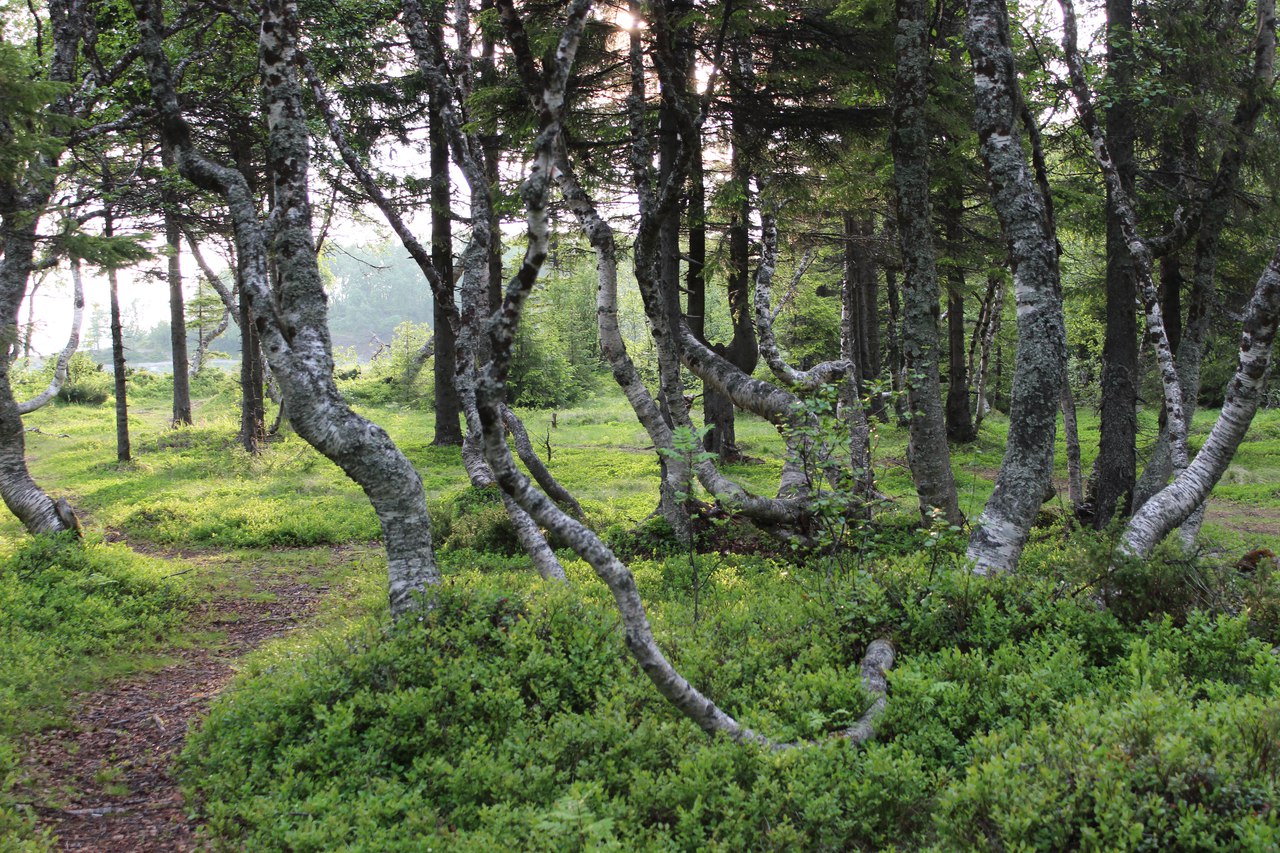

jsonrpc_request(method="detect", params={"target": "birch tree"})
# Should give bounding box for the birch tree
[963,0,1069,574]
[129,0,438,617]
[0,0,88,535]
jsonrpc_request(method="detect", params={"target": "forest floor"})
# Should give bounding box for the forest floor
[14,545,355,852]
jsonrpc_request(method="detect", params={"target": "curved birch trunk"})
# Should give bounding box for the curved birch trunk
[503,406,583,519]
[1123,247,1280,555]
[18,258,84,414]
[1060,0,1189,480]
[892,0,964,526]
[0,0,83,535]
[964,0,1068,574]
[131,0,437,619]
[481,3,896,747]
[1132,0,1276,518]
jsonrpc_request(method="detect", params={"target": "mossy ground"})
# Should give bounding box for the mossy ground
[4,373,1280,850]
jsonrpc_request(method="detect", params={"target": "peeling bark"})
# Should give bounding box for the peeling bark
[1123,246,1280,555]
[964,0,1068,572]
[131,0,437,618]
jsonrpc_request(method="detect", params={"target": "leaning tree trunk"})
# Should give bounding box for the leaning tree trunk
[0,224,75,534]
[0,0,84,535]
[132,0,438,618]
[161,139,193,427]
[964,0,1068,572]
[1123,245,1280,555]
[892,0,965,527]
[18,258,84,414]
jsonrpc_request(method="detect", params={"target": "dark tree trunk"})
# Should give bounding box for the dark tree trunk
[686,140,706,343]
[238,272,266,454]
[106,206,131,463]
[1092,0,1139,527]
[891,0,964,526]
[704,41,757,461]
[847,216,884,419]
[161,139,193,426]
[429,80,463,446]
[943,196,976,441]
[965,0,1069,572]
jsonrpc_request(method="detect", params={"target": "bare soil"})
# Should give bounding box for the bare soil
[17,552,334,852]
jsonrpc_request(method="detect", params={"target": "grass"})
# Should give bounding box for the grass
[5,370,1280,849]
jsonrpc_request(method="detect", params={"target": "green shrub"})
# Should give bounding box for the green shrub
[438,486,522,555]
[182,574,934,851]
[55,353,110,405]
[0,534,186,851]
[935,689,1280,851]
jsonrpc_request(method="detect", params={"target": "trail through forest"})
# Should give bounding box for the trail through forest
[16,546,344,852]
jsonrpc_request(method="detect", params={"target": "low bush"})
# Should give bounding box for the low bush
[182,538,1280,851]
[0,534,187,850]
[55,353,111,405]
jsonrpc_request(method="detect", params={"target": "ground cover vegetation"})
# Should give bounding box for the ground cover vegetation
[4,0,1280,848]
[1,376,1279,848]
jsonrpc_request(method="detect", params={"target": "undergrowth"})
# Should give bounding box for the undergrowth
[183,534,1280,851]
[0,534,188,851]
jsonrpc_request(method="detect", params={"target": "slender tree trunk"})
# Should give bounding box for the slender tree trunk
[943,196,976,441]
[1091,0,1139,527]
[237,273,265,454]
[161,139,192,426]
[429,79,463,447]
[109,266,131,463]
[704,41,757,461]
[892,0,964,526]
[18,259,83,414]
[687,143,706,343]
[853,219,881,391]
[965,0,1068,572]
[1061,380,1084,508]
[21,276,40,361]
[972,273,1004,430]
[103,205,131,463]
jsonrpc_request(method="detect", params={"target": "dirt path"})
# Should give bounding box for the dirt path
[18,549,340,852]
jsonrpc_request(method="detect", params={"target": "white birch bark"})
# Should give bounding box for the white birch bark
[130,0,438,618]
[1123,247,1280,555]
[17,258,84,414]
[964,0,1069,573]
